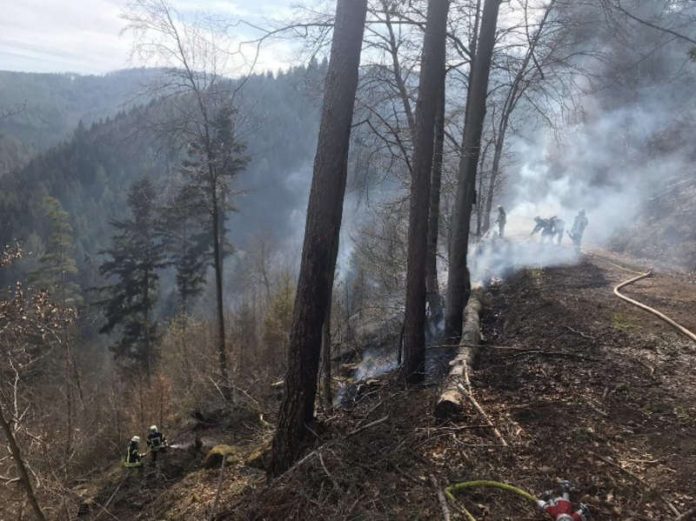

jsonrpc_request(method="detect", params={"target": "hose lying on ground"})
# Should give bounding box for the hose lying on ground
[445,480,538,521]
[614,271,696,345]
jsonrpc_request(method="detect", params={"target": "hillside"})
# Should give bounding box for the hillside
[0,69,167,173]
[1,1,695,519]
[71,252,696,520]
[0,64,325,292]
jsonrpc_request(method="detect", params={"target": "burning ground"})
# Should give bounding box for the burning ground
[73,250,696,520]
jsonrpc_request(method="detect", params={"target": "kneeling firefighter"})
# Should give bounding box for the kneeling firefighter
[124,436,144,468]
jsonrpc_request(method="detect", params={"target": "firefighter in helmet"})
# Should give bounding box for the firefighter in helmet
[569,209,589,253]
[495,205,507,238]
[146,425,167,462]
[124,436,144,468]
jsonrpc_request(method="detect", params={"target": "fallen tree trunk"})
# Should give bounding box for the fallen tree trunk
[434,291,483,419]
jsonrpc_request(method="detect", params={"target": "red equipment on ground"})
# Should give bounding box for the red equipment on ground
[537,481,590,521]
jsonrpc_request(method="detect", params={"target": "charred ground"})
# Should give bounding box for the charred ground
[76,252,696,520]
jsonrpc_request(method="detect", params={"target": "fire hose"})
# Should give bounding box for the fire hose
[445,480,589,521]
[614,271,696,345]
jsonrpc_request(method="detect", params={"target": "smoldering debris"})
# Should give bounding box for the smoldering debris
[469,235,579,284]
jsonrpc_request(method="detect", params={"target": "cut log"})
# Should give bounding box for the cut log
[434,291,483,419]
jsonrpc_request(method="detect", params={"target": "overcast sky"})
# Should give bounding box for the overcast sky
[0,0,309,75]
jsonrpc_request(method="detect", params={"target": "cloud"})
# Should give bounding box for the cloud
[0,0,304,75]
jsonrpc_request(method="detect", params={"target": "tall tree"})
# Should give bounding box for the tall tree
[125,0,248,393]
[269,0,368,475]
[158,184,211,314]
[180,106,247,391]
[28,195,83,464]
[29,196,80,305]
[401,0,451,382]
[425,67,447,330]
[99,179,164,381]
[444,0,502,341]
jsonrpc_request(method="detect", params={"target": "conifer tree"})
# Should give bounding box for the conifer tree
[179,104,248,391]
[158,184,210,314]
[98,179,164,380]
[29,196,80,306]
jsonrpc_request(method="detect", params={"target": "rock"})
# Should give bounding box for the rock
[202,445,242,469]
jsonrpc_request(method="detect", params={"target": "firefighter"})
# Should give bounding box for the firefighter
[495,205,507,238]
[124,436,144,468]
[551,216,565,245]
[146,425,167,462]
[531,216,554,242]
[569,209,589,252]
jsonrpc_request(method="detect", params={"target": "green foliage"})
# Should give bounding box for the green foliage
[262,272,295,360]
[0,64,325,296]
[0,68,164,157]
[158,185,210,313]
[28,196,81,306]
[98,179,165,375]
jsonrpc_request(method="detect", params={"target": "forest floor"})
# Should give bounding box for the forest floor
[78,249,696,521]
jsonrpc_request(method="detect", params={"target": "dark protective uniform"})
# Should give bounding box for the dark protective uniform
[569,211,589,252]
[551,217,565,245]
[495,207,507,238]
[124,441,143,468]
[147,430,167,462]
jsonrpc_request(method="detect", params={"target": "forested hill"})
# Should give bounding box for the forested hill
[0,69,167,173]
[0,64,325,288]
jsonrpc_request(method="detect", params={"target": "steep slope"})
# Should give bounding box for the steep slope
[73,254,696,520]
[0,64,325,289]
[0,68,165,166]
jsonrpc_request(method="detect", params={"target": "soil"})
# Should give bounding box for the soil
[81,250,696,520]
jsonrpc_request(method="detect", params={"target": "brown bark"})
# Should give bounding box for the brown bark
[382,0,416,135]
[444,0,501,341]
[401,0,451,383]
[434,291,482,418]
[425,66,447,324]
[0,405,46,521]
[211,193,229,392]
[269,0,367,476]
[321,299,332,411]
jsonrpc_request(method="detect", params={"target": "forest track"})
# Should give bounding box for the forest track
[613,271,696,345]
[474,250,696,519]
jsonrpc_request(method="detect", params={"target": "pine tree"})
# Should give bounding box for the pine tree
[29,196,80,306]
[269,0,368,476]
[158,184,210,314]
[98,179,165,381]
[180,105,248,391]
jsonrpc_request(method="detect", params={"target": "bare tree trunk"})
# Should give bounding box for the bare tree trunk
[483,132,503,234]
[0,405,47,521]
[211,193,229,393]
[382,0,415,134]
[269,0,367,476]
[444,0,501,341]
[401,0,451,383]
[321,299,332,411]
[64,344,73,477]
[425,66,446,325]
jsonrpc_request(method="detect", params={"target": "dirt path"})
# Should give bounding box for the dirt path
[473,251,696,519]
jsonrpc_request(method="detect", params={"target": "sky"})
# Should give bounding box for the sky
[0,0,308,75]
